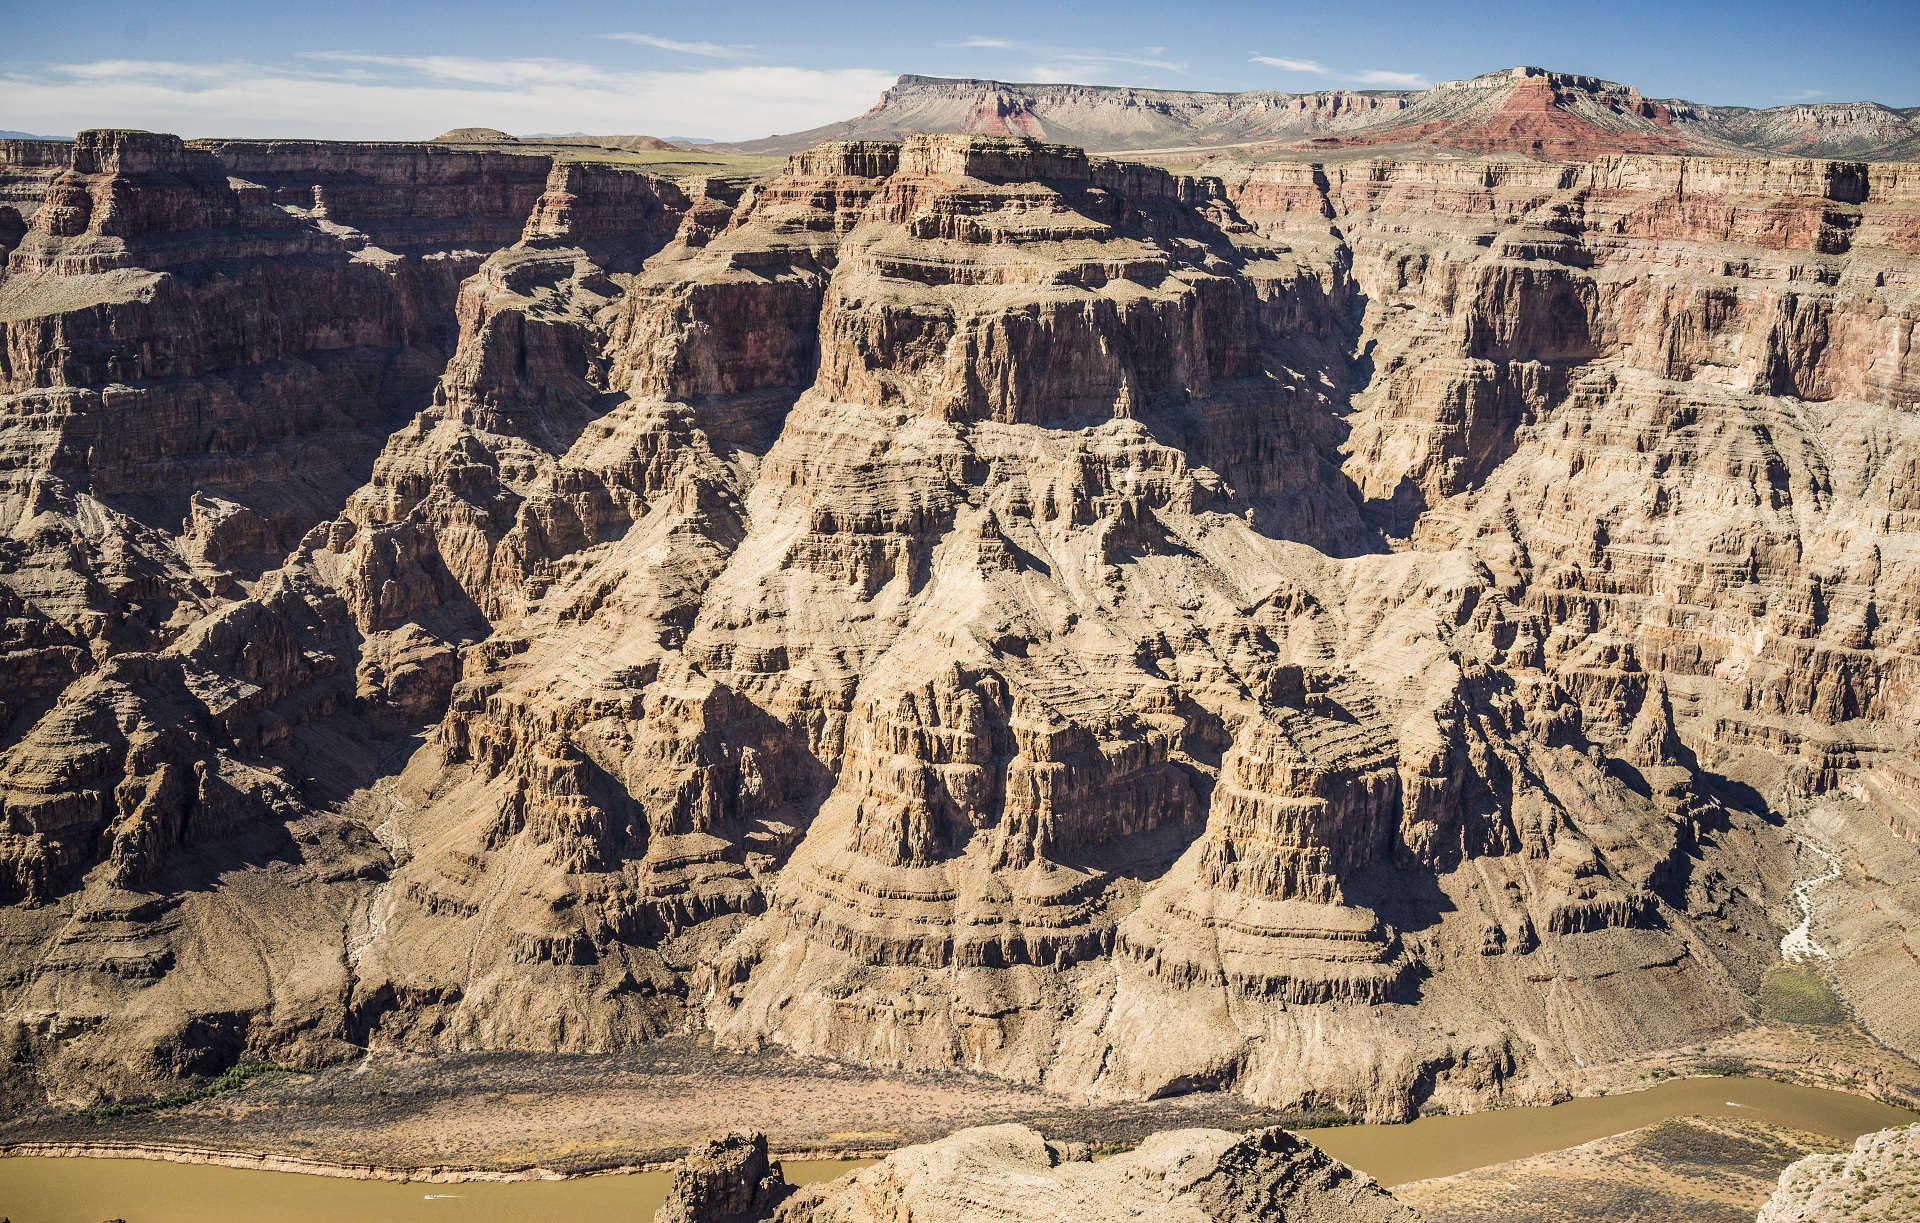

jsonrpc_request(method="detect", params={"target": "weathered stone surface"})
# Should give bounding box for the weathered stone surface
[1398,1116,1844,1223]
[655,1129,790,1223]
[1757,1122,1920,1223]
[0,124,1915,1128]
[772,1123,1418,1223]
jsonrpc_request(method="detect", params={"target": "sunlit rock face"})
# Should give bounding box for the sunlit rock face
[1,128,1916,1122]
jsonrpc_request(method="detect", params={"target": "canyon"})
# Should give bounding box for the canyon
[0,65,1918,1191]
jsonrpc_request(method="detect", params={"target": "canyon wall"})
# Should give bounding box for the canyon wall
[0,129,1915,1121]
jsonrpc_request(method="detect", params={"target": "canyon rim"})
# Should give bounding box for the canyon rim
[2,37,1920,1223]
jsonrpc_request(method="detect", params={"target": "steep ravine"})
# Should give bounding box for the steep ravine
[0,131,1917,1125]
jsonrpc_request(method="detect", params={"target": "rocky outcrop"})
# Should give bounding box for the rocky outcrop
[1757,1122,1920,1222]
[0,132,676,1095]
[1,125,1918,1126]
[655,1130,790,1223]
[1398,1115,1844,1223]
[684,138,1797,1118]
[0,139,73,235]
[772,1123,1418,1223]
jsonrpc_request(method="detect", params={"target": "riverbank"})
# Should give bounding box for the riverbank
[4,1076,1915,1223]
[1310,1074,1915,1188]
[3,1028,1916,1186]
[0,1038,1309,1181]
[1397,1116,1848,1223]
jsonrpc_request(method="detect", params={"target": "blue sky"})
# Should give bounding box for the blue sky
[4,0,1916,140]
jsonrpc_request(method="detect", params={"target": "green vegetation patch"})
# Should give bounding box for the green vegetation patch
[87,1060,295,1119]
[1760,963,1849,1026]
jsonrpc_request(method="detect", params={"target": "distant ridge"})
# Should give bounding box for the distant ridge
[429,130,682,152]
[714,66,1920,160]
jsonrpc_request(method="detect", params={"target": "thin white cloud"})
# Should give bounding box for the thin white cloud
[301,52,622,86]
[39,59,256,83]
[1779,88,1827,101]
[1350,69,1429,87]
[3,57,896,142]
[1250,54,1429,90]
[1251,56,1330,74]
[602,33,749,59]
[944,36,1188,81]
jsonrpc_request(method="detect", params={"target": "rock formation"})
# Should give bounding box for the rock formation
[1399,1116,1846,1223]
[1757,1122,1920,1222]
[720,68,1920,161]
[0,121,1916,1130]
[655,1130,791,1223]
[772,1123,1417,1223]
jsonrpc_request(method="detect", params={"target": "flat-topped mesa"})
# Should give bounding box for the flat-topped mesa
[740,67,1919,159]
[788,135,1215,206]
[1580,152,1876,204]
[899,133,1093,184]
[10,130,247,272]
[728,75,1428,156]
[784,141,901,180]
[1434,65,1652,101]
[188,137,556,250]
[520,161,690,255]
[66,128,208,177]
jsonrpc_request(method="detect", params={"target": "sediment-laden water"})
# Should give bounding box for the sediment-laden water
[2,1078,1913,1219]
[1310,1074,1913,1187]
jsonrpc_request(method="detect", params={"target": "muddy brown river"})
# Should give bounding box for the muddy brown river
[2,1077,1913,1220]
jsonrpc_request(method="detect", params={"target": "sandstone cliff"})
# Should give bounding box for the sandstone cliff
[0,128,1916,1127]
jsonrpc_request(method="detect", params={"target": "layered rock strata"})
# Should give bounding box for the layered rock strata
[770,1123,1418,1223]
[656,1130,791,1223]
[0,129,1916,1128]
[0,134,699,1091]
[725,68,1920,161]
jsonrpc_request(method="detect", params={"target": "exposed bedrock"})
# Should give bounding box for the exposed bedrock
[771,1123,1418,1223]
[655,1129,791,1223]
[0,132,1915,1119]
[1758,1121,1920,1223]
